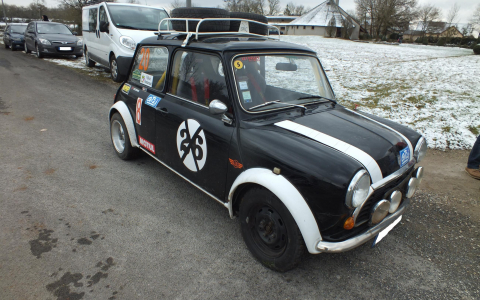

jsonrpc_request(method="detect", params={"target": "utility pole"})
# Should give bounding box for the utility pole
[186,0,191,7]
[1,0,7,25]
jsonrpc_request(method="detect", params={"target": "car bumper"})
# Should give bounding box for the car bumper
[38,44,83,55]
[315,198,409,253]
[116,56,133,77]
[11,40,25,47]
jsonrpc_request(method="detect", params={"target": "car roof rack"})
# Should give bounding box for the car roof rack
[156,18,280,47]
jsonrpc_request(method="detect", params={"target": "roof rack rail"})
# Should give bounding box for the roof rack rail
[157,18,280,45]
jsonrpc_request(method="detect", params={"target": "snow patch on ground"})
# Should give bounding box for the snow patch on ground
[43,56,111,78]
[283,36,479,150]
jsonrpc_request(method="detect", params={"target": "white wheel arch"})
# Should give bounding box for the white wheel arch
[228,168,323,254]
[109,102,139,148]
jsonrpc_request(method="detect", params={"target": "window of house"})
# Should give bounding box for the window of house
[303,26,306,29]
[130,46,169,91]
[312,26,314,30]
[169,50,228,107]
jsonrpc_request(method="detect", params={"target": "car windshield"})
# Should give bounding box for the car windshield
[37,23,72,35]
[233,54,334,112]
[11,25,27,33]
[107,5,169,31]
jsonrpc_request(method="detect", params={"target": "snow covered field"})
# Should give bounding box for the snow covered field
[282,36,479,150]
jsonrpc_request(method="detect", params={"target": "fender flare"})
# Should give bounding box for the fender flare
[228,168,322,254]
[109,102,139,148]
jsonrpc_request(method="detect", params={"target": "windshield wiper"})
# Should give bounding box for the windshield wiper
[249,100,307,115]
[296,95,336,104]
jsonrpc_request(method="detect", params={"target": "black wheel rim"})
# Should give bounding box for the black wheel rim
[247,205,288,257]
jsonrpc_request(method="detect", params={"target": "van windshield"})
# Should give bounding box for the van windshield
[107,5,168,31]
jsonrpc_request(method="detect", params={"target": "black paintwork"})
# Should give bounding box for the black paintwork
[112,35,422,242]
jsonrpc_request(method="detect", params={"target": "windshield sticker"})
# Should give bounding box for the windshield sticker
[132,87,140,93]
[140,72,153,87]
[139,48,150,71]
[239,81,248,90]
[136,98,143,125]
[242,91,252,103]
[121,83,131,95]
[132,69,141,80]
[139,136,155,154]
[399,147,410,168]
[241,56,260,62]
[234,60,243,69]
[145,94,161,108]
[176,119,207,172]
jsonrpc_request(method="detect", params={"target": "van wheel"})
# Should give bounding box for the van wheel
[110,56,124,82]
[229,12,268,35]
[239,187,305,272]
[84,48,95,67]
[171,7,230,32]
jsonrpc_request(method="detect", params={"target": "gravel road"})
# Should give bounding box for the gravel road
[0,46,478,300]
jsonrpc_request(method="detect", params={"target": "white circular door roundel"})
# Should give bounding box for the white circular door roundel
[176,119,207,172]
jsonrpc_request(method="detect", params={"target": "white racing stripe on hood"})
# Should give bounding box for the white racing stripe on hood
[275,120,384,183]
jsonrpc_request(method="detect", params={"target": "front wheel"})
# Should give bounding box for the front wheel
[35,44,43,58]
[110,113,137,160]
[24,41,31,54]
[110,56,124,82]
[239,187,305,272]
[4,41,9,49]
[11,44,16,51]
[84,48,95,67]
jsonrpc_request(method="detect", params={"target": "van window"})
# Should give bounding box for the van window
[130,46,169,91]
[99,6,108,24]
[107,5,168,31]
[89,8,98,32]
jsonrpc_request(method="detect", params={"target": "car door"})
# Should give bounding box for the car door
[4,25,10,46]
[97,4,111,64]
[86,6,100,59]
[157,50,235,199]
[25,23,35,49]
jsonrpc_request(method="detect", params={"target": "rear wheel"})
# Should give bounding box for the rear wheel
[4,41,9,49]
[171,7,230,32]
[110,113,137,160]
[239,187,305,272]
[35,44,43,58]
[84,48,95,67]
[24,41,31,54]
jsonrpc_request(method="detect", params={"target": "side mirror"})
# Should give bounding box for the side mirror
[276,62,297,71]
[72,31,77,36]
[209,100,228,115]
[99,21,109,33]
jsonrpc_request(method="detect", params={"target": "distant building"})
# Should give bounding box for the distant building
[283,0,361,40]
[404,22,471,41]
[266,16,297,34]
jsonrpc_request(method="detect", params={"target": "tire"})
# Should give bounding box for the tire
[84,48,95,67]
[11,44,16,51]
[229,12,268,35]
[75,54,83,58]
[110,55,125,83]
[171,7,230,32]
[110,113,137,160]
[4,41,9,49]
[24,41,31,54]
[35,44,43,58]
[239,187,305,272]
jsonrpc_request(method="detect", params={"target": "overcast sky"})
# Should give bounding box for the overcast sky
[4,0,479,24]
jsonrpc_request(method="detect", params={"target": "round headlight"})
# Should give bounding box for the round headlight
[406,178,418,198]
[371,200,390,224]
[414,137,427,163]
[346,170,371,208]
[389,191,402,213]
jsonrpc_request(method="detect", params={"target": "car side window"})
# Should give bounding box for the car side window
[169,50,229,107]
[130,46,169,91]
[89,8,98,32]
[99,6,108,24]
[27,23,34,33]
[5,26,10,33]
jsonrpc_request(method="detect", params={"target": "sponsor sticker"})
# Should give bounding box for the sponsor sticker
[242,91,252,103]
[145,94,161,108]
[229,158,243,169]
[132,87,140,93]
[132,69,141,80]
[121,83,131,95]
[241,56,260,62]
[234,60,243,69]
[139,136,155,154]
[136,98,143,125]
[239,81,248,90]
[399,147,410,168]
[140,72,153,87]
[176,119,207,172]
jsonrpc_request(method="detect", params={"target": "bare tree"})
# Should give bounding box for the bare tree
[418,4,441,36]
[446,3,459,27]
[471,4,480,27]
[225,0,265,14]
[326,16,336,37]
[267,0,280,16]
[170,0,184,10]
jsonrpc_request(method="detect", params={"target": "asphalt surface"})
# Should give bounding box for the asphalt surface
[0,46,479,300]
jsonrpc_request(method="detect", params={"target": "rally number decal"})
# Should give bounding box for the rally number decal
[136,98,142,125]
[176,119,207,172]
[138,48,150,71]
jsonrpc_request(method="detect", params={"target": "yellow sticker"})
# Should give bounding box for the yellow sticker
[234,60,243,69]
[122,84,131,94]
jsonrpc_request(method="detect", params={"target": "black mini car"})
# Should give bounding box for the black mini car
[3,23,27,51]
[108,17,427,272]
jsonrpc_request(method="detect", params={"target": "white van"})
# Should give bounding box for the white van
[82,2,169,82]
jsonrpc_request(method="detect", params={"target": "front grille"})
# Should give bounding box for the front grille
[52,41,75,45]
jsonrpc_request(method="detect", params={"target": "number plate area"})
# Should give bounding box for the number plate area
[59,47,72,51]
[371,216,402,247]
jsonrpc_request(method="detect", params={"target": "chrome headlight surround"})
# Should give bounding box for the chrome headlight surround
[39,38,51,45]
[346,170,371,209]
[119,36,136,50]
[414,136,427,163]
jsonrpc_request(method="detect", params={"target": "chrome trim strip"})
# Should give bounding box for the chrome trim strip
[275,120,383,183]
[414,136,426,161]
[139,148,229,209]
[371,159,415,190]
[316,199,409,253]
[352,186,374,225]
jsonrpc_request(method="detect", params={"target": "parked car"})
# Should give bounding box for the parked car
[3,23,28,51]
[23,21,83,59]
[82,2,169,82]
[108,13,427,272]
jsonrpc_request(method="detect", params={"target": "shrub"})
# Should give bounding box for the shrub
[437,37,446,46]
[422,38,428,45]
[389,33,400,40]
[474,45,480,55]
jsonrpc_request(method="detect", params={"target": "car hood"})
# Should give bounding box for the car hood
[269,107,413,184]
[114,28,158,44]
[38,33,78,42]
[10,33,25,38]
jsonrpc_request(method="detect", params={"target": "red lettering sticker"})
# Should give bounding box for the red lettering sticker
[139,136,155,154]
[241,56,260,62]
[136,98,143,125]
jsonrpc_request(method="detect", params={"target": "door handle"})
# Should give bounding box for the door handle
[158,107,169,115]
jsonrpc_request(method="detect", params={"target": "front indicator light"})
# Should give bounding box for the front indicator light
[344,217,355,230]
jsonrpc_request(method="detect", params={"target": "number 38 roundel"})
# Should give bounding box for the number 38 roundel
[176,119,207,172]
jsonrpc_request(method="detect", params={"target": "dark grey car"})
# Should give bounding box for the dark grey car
[3,24,28,51]
[24,21,83,58]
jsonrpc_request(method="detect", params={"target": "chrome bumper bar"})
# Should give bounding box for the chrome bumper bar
[315,198,410,253]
